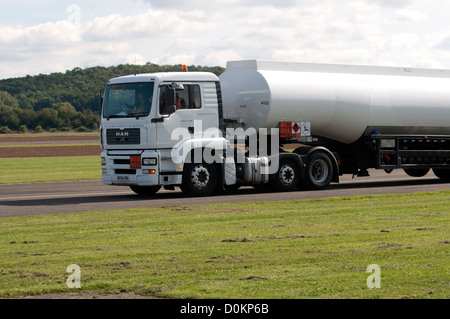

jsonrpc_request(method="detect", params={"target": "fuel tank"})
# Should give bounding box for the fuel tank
[220,60,450,144]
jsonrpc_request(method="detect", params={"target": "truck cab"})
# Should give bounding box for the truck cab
[100,71,230,196]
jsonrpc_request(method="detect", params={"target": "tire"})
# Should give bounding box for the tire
[181,162,218,197]
[304,151,334,190]
[130,185,161,196]
[404,168,430,177]
[432,168,450,180]
[271,158,299,192]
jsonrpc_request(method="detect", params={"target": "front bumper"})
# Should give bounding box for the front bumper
[101,150,182,187]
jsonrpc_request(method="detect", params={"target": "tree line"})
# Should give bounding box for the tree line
[0,63,225,133]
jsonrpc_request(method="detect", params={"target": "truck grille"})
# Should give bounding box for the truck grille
[107,128,140,145]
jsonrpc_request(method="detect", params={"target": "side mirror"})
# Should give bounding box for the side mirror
[165,82,184,105]
[161,83,184,116]
[165,87,176,106]
[99,89,105,111]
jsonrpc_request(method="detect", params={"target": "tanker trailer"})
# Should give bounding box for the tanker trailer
[220,60,450,189]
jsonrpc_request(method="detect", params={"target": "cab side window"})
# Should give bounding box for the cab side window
[159,84,202,114]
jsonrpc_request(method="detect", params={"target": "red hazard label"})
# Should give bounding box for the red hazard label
[292,122,300,133]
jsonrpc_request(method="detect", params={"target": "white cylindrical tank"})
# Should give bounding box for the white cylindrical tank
[220,60,450,144]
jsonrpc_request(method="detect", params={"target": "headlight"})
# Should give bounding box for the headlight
[142,158,157,166]
[101,157,106,165]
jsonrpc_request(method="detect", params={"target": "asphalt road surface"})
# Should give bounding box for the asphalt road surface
[1,170,449,218]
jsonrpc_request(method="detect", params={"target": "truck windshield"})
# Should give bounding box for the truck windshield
[103,82,154,119]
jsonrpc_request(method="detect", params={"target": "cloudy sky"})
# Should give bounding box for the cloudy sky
[1,0,450,79]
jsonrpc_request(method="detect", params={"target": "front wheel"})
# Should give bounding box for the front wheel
[270,158,299,192]
[181,162,218,197]
[304,152,334,190]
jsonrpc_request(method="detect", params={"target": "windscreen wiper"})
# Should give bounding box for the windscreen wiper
[106,115,123,120]
[126,112,149,118]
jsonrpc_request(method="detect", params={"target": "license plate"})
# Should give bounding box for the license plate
[117,176,129,181]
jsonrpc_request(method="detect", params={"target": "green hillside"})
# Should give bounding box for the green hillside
[0,63,225,133]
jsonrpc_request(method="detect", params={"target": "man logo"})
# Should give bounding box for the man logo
[116,131,129,137]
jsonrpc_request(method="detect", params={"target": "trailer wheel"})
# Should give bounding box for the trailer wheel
[304,152,333,190]
[130,185,161,196]
[181,162,218,197]
[404,168,430,177]
[271,158,299,192]
[432,168,450,180]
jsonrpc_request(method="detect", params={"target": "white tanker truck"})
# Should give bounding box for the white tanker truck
[100,60,450,196]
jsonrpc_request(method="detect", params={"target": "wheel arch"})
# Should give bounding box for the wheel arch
[182,146,225,191]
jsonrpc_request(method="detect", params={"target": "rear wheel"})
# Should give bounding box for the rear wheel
[271,158,299,192]
[404,168,430,177]
[130,185,161,196]
[432,168,450,180]
[181,162,218,197]
[304,152,334,190]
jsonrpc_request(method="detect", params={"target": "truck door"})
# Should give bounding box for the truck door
[156,83,204,149]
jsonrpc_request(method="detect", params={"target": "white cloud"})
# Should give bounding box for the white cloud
[369,0,418,7]
[82,9,211,41]
[0,21,80,47]
[146,0,300,9]
[396,8,427,21]
[1,0,450,79]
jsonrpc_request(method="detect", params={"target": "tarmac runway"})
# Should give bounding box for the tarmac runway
[0,169,449,218]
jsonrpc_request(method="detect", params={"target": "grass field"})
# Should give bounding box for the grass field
[0,156,100,184]
[0,132,98,138]
[0,191,448,299]
[0,143,99,148]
